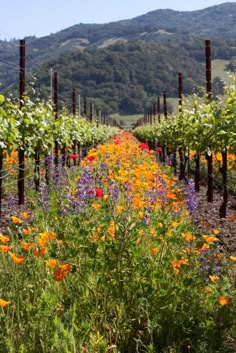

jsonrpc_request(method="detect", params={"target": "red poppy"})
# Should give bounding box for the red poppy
[87,155,96,161]
[68,154,79,159]
[95,188,103,198]
[138,143,149,150]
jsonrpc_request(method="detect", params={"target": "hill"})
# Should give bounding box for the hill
[0,2,235,114]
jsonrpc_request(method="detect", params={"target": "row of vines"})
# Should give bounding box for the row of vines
[133,79,236,217]
[0,94,119,216]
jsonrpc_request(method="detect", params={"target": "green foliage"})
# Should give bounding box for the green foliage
[0,94,119,157]
[133,78,236,154]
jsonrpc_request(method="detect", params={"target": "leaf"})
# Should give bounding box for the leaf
[0,95,5,104]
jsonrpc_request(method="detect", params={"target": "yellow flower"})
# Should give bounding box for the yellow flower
[11,216,22,224]
[0,299,11,307]
[218,296,230,306]
[45,259,58,268]
[209,275,219,283]
[138,212,144,219]
[182,232,196,242]
[213,229,220,235]
[116,205,124,214]
[229,256,236,262]
[0,235,10,244]
[92,203,101,210]
[38,233,49,247]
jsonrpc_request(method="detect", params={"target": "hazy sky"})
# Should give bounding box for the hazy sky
[0,0,235,40]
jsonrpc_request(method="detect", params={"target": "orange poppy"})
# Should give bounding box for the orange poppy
[45,259,58,268]
[20,242,33,251]
[218,296,230,306]
[0,235,10,244]
[0,245,12,253]
[9,252,26,265]
[11,216,22,224]
[0,299,11,307]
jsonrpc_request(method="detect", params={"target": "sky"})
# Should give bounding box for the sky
[0,0,235,40]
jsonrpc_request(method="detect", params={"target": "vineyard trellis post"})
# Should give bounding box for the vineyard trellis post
[72,88,77,166]
[163,91,167,119]
[157,96,161,123]
[178,72,185,180]
[0,149,3,217]
[205,40,213,202]
[53,72,59,166]
[18,39,25,205]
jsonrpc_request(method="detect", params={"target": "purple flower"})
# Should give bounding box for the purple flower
[185,179,198,215]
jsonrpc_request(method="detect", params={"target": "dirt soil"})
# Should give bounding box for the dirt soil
[194,185,236,257]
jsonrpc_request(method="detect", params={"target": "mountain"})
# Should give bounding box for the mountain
[0,2,235,114]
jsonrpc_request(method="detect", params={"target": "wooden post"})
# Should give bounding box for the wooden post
[90,101,93,122]
[72,88,76,116]
[0,149,3,217]
[205,40,212,100]
[18,39,25,205]
[219,148,228,218]
[53,72,59,166]
[72,88,77,166]
[163,91,167,119]
[205,40,213,202]
[178,72,183,112]
[83,97,87,117]
[157,96,161,123]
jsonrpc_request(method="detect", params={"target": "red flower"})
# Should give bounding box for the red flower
[157,147,162,152]
[138,143,149,150]
[87,156,96,161]
[95,188,103,198]
[68,154,79,159]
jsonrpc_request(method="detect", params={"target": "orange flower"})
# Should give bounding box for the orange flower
[54,268,68,282]
[213,229,220,235]
[0,299,11,307]
[9,252,26,265]
[209,275,219,283]
[38,233,49,247]
[91,203,101,210]
[182,232,196,242]
[197,243,209,252]
[59,263,72,271]
[57,240,64,246]
[20,242,33,251]
[202,235,218,244]
[22,212,30,219]
[11,216,22,224]
[172,258,189,274]
[33,247,47,257]
[45,259,58,268]
[150,247,159,255]
[22,227,36,235]
[0,235,10,244]
[0,245,12,253]
[218,296,230,306]
[116,205,124,214]
[48,232,57,240]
